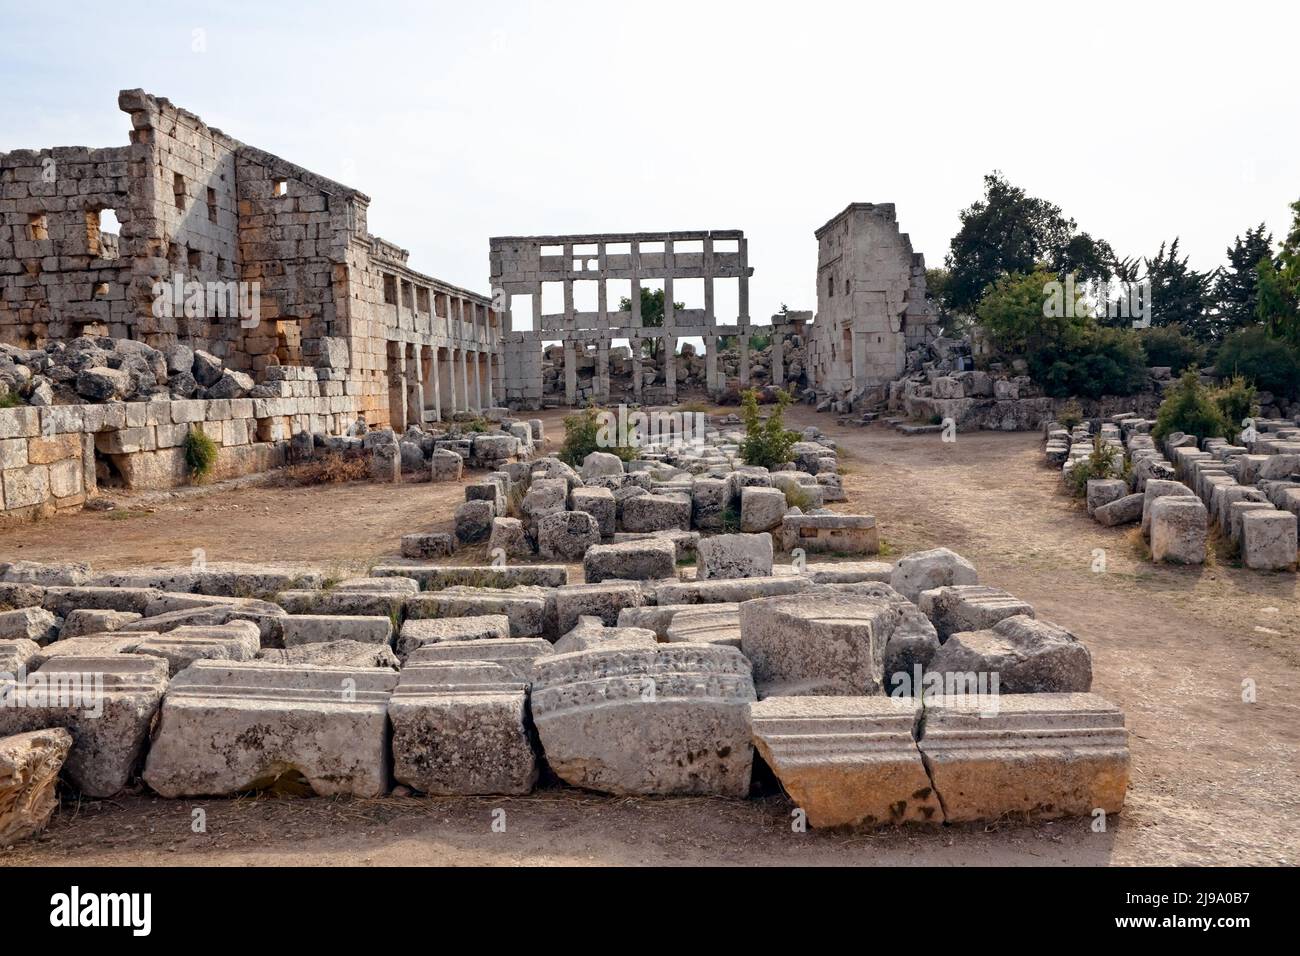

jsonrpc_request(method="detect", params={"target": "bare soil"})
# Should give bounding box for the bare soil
[2,406,1297,866]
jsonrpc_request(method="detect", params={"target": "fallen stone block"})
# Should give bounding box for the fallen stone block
[406,638,553,682]
[665,605,741,648]
[273,589,405,620]
[257,641,400,669]
[928,615,1092,693]
[584,537,677,584]
[0,728,73,844]
[570,486,616,537]
[60,608,143,638]
[554,617,658,654]
[553,582,644,634]
[531,644,756,796]
[537,510,601,561]
[918,585,1035,641]
[400,532,455,560]
[621,493,691,533]
[697,532,774,580]
[0,583,45,610]
[610,529,699,562]
[281,615,393,647]
[740,486,787,533]
[1229,500,1277,546]
[690,477,731,530]
[655,575,812,606]
[918,692,1129,823]
[488,517,533,559]
[1086,478,1128,517]
[804,561,894,584]
[405,587,547,638]
[454,500,495,544]
[0,655,168,797]
[1094,493,1144,527]
[396,615,511,657]
[0,561,91,587]
[131,621,262,676]
[1141,479,1196,537]
[333,576,420,594]
[0,607,60,645]
[373,564,568,590]
[390,661,538,795]
[1,638,41,674]
[143,661,397,798]
[1149,496,1207,564]
[889,548,978,602]
[430,449,463,482]
[750,696,941,827]
[42,585,162,616]
[1241,510,1298,570]
[780,513,879,555]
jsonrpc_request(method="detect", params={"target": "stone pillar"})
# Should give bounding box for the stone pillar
[564,343,577,405]
[460,345,470,413]
[705,335,719,396]
[738,335,750,387]
[472,348,482,412]
[771,329,784,387]
[631,338,643,403]
[431,347,442,422]
[447,347,458,413]
[596,339,610,403]
[664,335,677,401]
[407,344,424,427]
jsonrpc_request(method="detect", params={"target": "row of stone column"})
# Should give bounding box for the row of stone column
[561,334,753,405]
[392,343,495,429]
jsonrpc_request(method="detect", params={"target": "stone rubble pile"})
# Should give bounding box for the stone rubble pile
[0,540,1128,835]
[1043,411,1300,571]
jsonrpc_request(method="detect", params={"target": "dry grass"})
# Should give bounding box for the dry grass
[280,453,370,486]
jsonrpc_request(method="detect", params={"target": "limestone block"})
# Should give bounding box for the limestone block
[396,615,511,657]
[697,532,774,580]
[131,621,262,675]
[380,565,566,590]
[889,547,978,602]
[281,615,393,647]
[804,561,894,584]
[143,661,397,798]
[553,581,644,634]
[584,537,677,583]
[430,449,463,482]
[740,486,786,533]
[273,589,405,620]
[610,529,699,562]
[537,510,601,561]
[0,638,41,673]
[257,641,400,669]
[454,499,495,544]
[750,696,941,827]
[0,607,60,645]
[928,614,1092,693]
[1094,492,1144,527]
[405,587,548,638]
[1241,510,1298,570]
[406,637,553,682]
[917,585,1035,640]
[581,451,625,480]
[1,560,91,586]
[570,486,616,537]
[918,693,1129,823]
[1229,500,1277,546]
[531,644,756,796]
[1141,479,1196,537]
[621,493,691,533]
[0,655,168,797]
[400,531,455,560]
[487,517,532,559]
[656,575,811,606]
[0,728,72,844]
[554,617,658,654]
[390,661,538,795]
[1149,496,1207,564]
[665,605,741,648]
[780,514,878,554]
[1086,478,1128,517]
[60,608,142,638]
[690,477,731,530]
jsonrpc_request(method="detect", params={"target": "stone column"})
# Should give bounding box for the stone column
[460,345,470,413]
[447,347,458,414]
[407,344,424,427]
[705,335,719,396]
[771,328,784,387]
[664,335,677,401]
[430,347,442,422]
[472,347,482,413]
[631,338,643,403]
[596,339,610,403]
[738,335,750,387]
[563,343,577,405]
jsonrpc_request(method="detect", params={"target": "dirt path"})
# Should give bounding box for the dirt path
[2,406,1297,866]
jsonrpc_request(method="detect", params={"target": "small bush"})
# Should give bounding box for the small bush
[1057,399,1084,430]
[559,405,637,466]
[740,387,799,470]
[1213,375,1257,433]
[720,505,741,533]
[1152,371,1231,444]
[1214,326,1300,399]
[183,426,218,480]
[283,452,369,485]
[1029,326,1148,398]
[782,483,815,510]
[1064,436,1125,498]
[0,392,21,409]
[1138,325,1204,373]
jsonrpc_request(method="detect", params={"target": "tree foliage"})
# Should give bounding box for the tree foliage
[1214,326,1300,399]
[1215,222,1274,332]
[1144,238,1217,340]
[1137,325,1204,373]
[619,287,685,362]
[1256,198,1300,346]
[739,387,799,471]
[1152,371,1231,443]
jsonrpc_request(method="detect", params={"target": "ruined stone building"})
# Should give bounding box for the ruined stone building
[490,231,754,407]
[0,90,499,430]
[802,203,937,402]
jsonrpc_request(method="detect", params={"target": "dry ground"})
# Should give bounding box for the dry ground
[2,405,1297,866]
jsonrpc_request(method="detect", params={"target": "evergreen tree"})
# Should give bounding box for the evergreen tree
[1215,223,1273,331]
[1144,238,1217,341]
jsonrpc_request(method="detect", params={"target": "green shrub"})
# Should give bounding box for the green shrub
[1029,326,1148,398]
[1064,436,1125,498]
[1057,399,1084,430]
[1214,326,1300,399]
[1152,371,1231,444]
[559,405,637,466]
[740,387,799,470]
[183,426,218,480]
[1213,375,1257,433]
[1138,325,1204,373]
[0,392,21,409]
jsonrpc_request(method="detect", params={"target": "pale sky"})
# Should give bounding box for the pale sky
[3,0,1297,332]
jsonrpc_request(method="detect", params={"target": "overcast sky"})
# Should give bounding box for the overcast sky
[3,0,1297,332]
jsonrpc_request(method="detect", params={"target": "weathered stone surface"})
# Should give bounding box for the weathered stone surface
[454,500,495,544]
[740,486,787,533]
[430,449,463,482]
[889,547,978,602]
[531,643,756,796]
[272,589,404,622]
[0,607,60,644]
[406,638,553,682]
[1241,510,1298,570]
[1149,496,1207,564]
[1,560,92,586]
[390,661,538,795]
[750,696,941,827]
[60,608,143,638]
[400,532,455,560]
[804,561,894,584]
[665,606,741,648]
[553,582,644,634]
[929,615,1092,693]
[918,693,1129,823]
[740,591,898,696]
[917,585,1035,641]
[570,486,616,537]
[375,564,567,590]
[611,529,700,562]
[281,615,393,647]
[396,615,512,657]
[697,532,774,580]
[131,620,262,676]
[656,575,811,606]
[257,641,400,669]
[780,514,879,555]
[584,537,677,584]
[1229,500,1277,546]
[690,477,731,530]
[1094,492,1144,527]
[1141,479,1196,536]
[621,493,691,532]
[143,661,397,798]
[554,617,658,654]
[0,655,168,797]
[405,587,547,638]
[0,728,73,844]
[537,510,601,561]
[1086,478,1128,517]
[581,451,625,480]
[0,637,41,674]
